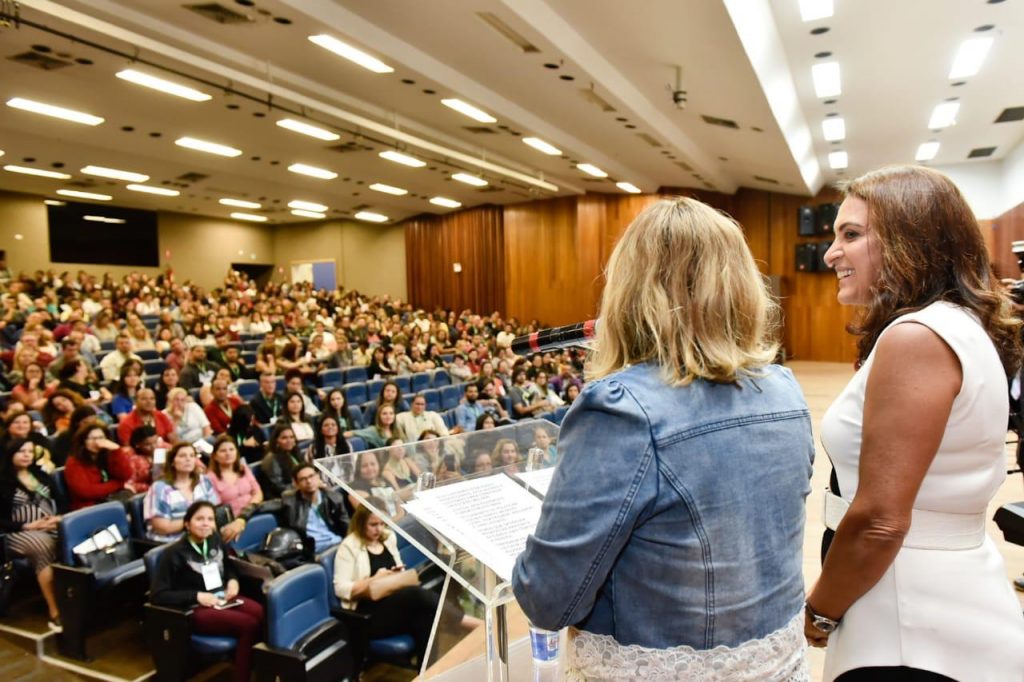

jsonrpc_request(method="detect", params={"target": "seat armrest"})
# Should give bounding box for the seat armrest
[293,618,347,655]
[131,538,162,557]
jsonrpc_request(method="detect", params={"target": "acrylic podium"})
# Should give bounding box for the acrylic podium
[315,419,561,681]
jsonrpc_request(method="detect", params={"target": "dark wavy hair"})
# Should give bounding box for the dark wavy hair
[841,165,1022,373]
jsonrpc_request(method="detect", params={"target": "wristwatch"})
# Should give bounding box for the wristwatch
[805,602,841,634]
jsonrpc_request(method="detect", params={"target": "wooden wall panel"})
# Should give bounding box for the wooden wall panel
[404,206,504,315]
[992,202,1024,279]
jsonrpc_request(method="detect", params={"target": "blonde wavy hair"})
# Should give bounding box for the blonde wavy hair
[587,197,779,385]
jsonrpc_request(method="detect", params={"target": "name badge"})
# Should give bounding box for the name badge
[89,390,101,401]
[201,562,223,591]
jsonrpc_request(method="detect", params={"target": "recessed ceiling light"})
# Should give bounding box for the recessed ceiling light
[451,172,488,187]
[429,196,462,208]
[3,165,71,179]
[115,69,212,102]
[369,183,408,196]
[827,151,848,169]
[126,184,180,196]
[928,101,960,129]
[275,118,340,141]
[56,189,112,201]
[522,137,562,155]
[231,212,268,222]
[355,210,388,223]
[798,0,834,22]
[379,150,426,168]
[291,209,326,219]
[915,141,940,161]
[175,136,242,157]
[811,62,841,98]
[949,36,994,79]
[43,199,65,206]
[287,163,338,180]
[576,163,607,178]
[83,215,126,224]
[821,117,846,141]
[288,200,328,212]
[440,98,497,124]
[0,150,4,158]
[219,198,262,209]
[6,97,104,126]
[308,34,394,74]
[616,182,641,194]
[81,165,150,183]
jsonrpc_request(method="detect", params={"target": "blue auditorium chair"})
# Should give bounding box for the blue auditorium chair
[366,379,385,400]
[430,368,452,388]
[343,366,368,384]
[252,564,354,682]
[229,512,277,554]
[347,436,366,453]
[143,359,167,377]
[342,382,368,406]
[318,368,344,389]
[361,401,377,427]
[393,376,411,394]
[439,385,462,411]
[346,405,365,429]
[410,372,431,393]
[235,379,260,401]
[419,388,441,413]
[136,349,161,361]
[142,544,237,682]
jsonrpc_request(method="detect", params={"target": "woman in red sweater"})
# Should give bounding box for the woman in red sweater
[64,420,134,510]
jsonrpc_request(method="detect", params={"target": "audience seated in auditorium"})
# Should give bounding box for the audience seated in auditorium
[307,413,351,460]
[381,438,421,490]
[205,436,262,541]
[249,372,282,426]
[118,387,175,444]
[65,421,132,509]
[349,404,397,450]
[164,388,212,444]
[111,425,164,494]
[281,464,349,554]
[204,377,243,434]
[396,393,448,441]
[144,442,231,542]
[259,423,307,499]
[226,405,266,464]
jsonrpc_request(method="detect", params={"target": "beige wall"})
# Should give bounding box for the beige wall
[273,218,407,301]
[0,190,406,299]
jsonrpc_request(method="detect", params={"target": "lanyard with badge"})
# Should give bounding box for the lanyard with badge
[190,538,223,592]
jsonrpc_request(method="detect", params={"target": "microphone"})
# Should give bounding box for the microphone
[510,320,598,355]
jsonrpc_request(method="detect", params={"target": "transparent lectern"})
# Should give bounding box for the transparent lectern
[315,419,561,681]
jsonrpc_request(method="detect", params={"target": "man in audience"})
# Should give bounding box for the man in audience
[179,344,220,390]
[281,464,349,554]
[164,338,187,372]
[284,369,321,417]
[250,371,283,425]
[219,344,252,381]
[478,380,511,423]
[396,393,449,440]
[453,383,488,433]
[509,368,553,420]
[46,336,86,381]
[204,378,243,434]
[117,387,175,444]
[99,332,141,382]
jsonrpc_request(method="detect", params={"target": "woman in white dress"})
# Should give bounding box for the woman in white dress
[807,165,1024,681]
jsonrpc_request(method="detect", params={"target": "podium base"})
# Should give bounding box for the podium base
[426,635,560,682]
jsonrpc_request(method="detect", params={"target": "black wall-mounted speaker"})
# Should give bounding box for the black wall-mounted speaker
[798,206,816,236]
[816,241,833,270]
[816,203,839,235]
[795,243,819,273]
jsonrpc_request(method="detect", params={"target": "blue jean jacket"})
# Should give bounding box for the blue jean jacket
[512,362,813,649]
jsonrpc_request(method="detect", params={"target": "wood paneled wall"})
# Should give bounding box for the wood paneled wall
[991,202,1024,279]
[404,206,505,315]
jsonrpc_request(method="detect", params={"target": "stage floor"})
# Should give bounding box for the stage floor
[1,361,1021,681]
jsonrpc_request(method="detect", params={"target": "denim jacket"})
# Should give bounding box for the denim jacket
[511,362,814,649]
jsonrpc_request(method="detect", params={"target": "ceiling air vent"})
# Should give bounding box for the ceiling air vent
[351,203,370,212]
[636,133,662,148]
[177,171,209,183]
[8,51,73,70]
[701,115,740,130]
[674,161,693,172]
[476,12,540,53]
[753,175,780,184]
[995,107,1024,123]
[328,142,370,153]
[580,88,616,113]
[463,126,498,134]
[968,146,996,158]
[184,3,252,25]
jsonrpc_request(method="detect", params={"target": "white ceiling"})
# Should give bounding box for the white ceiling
[0,0,1020,225]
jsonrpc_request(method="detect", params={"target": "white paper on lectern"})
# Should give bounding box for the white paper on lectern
[514,468,555,497]
[404,475,543,582]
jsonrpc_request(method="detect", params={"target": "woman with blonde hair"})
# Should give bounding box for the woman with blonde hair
[512,197,815,679]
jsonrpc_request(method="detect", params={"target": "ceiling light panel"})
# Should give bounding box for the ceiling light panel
[369,183,408,196]
[83,215,125,224]
[355,211,389,223]
[379,150,427,168]
[811,62,842,98]
[798,0,834,22]
[4,165,71,179]
[308,34,394,74]
[616,182,642,194]
[276,118,340,141]
[126,184,179,196]
[231,212,268,222]
[219,198,261,209]
[288,163,338,180]
[928,101,960,129]
[828,151,848,169]
[288,200,328,212]
[291,209,326,219]
[115,69,212,102]
[56,189,112,201]
[577,163,608,178]
[915,142,940,161]
[441,98,497,123]
[6,97,104,126]
[452,173,488,187]
[81,165,149,183]
[43,200,65,206]
[949,36,994,79]
[429,197,462,208]
[522,137,562,155]
[821,117,846,142]
[175,136,242,157]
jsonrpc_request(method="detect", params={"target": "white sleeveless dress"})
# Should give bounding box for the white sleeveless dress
[820,301,1024,681]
